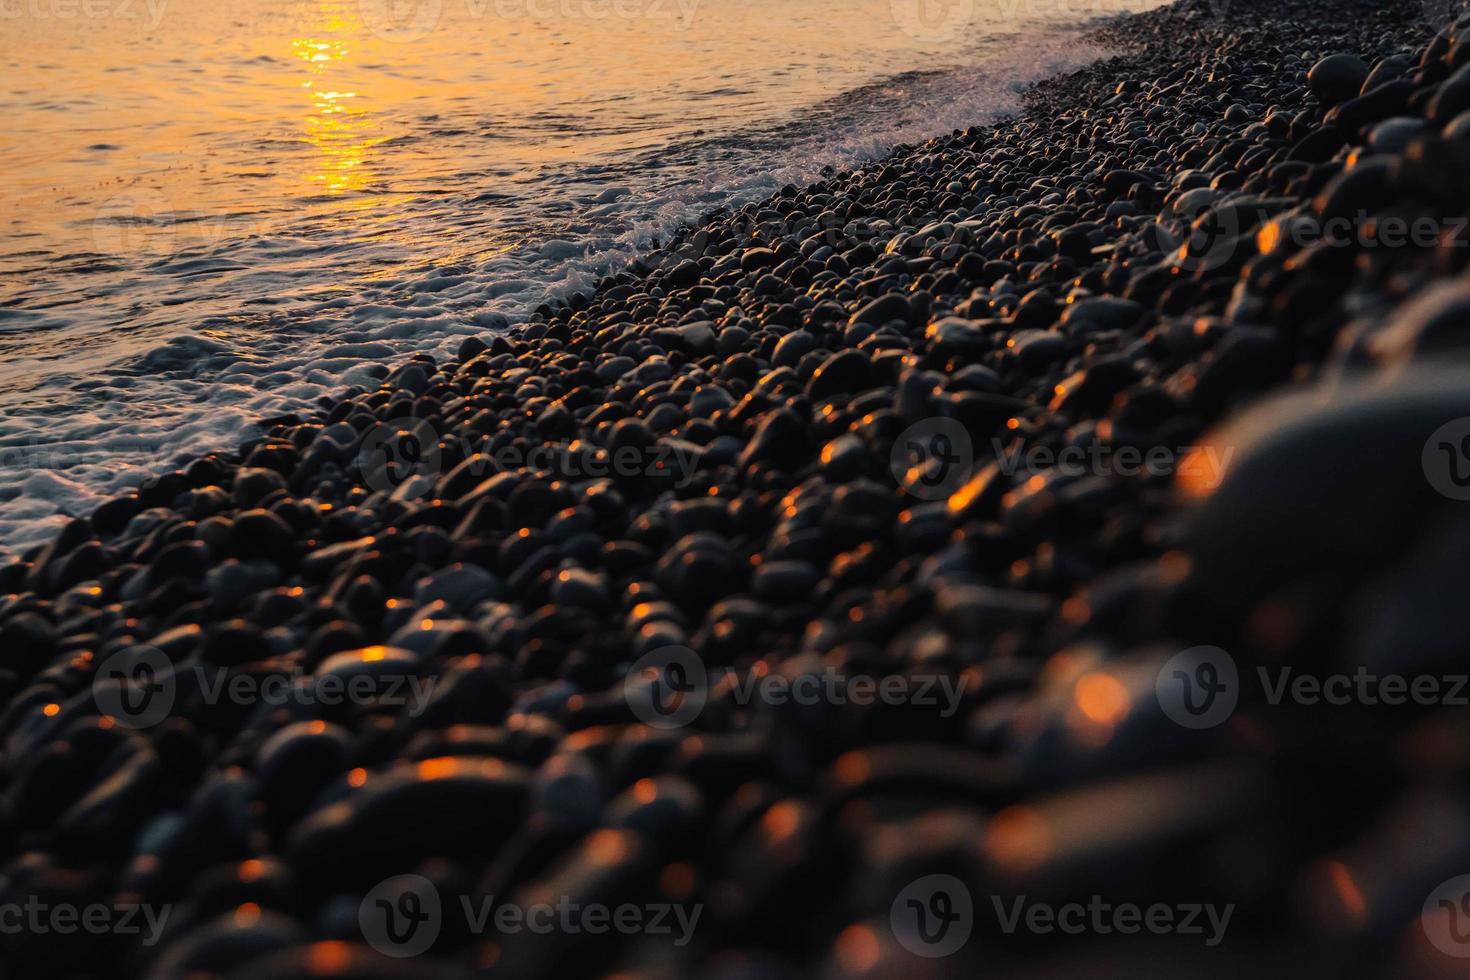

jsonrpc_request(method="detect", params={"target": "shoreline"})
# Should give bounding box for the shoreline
[6,0,1470,975]
[0,22,1106,558]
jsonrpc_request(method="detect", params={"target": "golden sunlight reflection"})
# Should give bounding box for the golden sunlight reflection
[291,29,379,195]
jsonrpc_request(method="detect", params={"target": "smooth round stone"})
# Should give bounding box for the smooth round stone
[1307,53,1369,106]
[1361,53,1411,92]
[550,567,609,609]
[229,510,296,564]
[1446,108,1470,139]
[850,292,910,327]
[226,942,467,979]
[288,757,531,882]
[605,775,704,844]
[751,560,821,600]
[1367,116,1427,154]
[148,914,304,979]
[805,349,873,400]
[818,432,870,482]
[716,324,751,356]
[1429,63,1470,125]
[315,645,419,686]
[736,408,813,471]
[689,384,734,417]
[596,355,637,382]
[655,534,742,609]
[1371,281,1470,365]
[255,721,352,826]
[1060,296,1146,331]
[772,330,817,368]
[532,752,603,828]
[740,247,779,271]
[666,258,701,286]
[1009,330,1067,370]
[1313,156,1392,223]
[232,468,288,507]
[645,401,685,432]
[1183,371,1470,634]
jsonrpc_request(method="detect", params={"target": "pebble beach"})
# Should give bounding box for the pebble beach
[6,0,1470,975]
